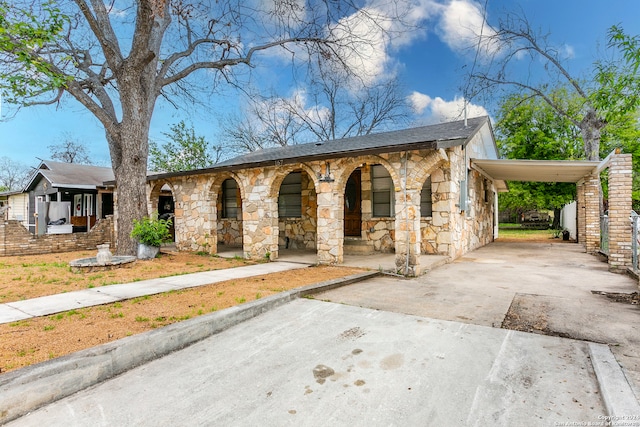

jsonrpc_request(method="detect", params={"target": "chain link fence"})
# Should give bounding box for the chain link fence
[632,213,639,271]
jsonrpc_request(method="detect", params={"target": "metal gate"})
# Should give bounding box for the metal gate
[600,214,609,256]
[632,213,640,271]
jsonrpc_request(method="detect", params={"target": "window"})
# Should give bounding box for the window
[278,172,302,217]
[421,177,433,217]
[372,165,394,217]
[222,179,238,219]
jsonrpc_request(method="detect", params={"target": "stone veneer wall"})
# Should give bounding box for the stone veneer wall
[362,219,395,252]
[0,217,114,256]
[217,219,243,247]
[144,144,496,273]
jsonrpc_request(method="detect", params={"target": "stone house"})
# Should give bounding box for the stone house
[141,116,503,275]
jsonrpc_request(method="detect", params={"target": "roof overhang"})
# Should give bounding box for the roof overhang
[471,159,600,184]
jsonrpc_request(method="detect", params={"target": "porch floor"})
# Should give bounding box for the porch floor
[216,246,450,274]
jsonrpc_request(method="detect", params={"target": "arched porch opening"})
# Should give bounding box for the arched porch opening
[216,176,244,255]
[277,169,318,253]
[149,182,176,243]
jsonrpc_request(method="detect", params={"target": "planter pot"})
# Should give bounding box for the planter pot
[137,243,160,260]
[96,243,113,265]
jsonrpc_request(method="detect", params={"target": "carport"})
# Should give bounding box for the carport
[471,150,633,273]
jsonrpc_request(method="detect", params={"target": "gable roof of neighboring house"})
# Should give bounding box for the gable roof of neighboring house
[147,116,493,181]
[23,160,115,192]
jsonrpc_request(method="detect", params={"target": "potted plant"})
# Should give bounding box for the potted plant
[130,213,173,259]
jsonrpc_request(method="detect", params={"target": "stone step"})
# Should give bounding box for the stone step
[343,238,375,255]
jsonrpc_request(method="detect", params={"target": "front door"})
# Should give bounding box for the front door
[344,170,362,236]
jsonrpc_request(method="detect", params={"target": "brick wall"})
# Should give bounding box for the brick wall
[0,217,114,257]
[607,153,633,271]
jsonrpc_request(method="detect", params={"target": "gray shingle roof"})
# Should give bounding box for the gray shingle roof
[148,116,489,181]
[25,160,115,191]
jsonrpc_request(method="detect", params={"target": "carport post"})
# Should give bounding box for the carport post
[606,153,633,272]
[577,173,601,254]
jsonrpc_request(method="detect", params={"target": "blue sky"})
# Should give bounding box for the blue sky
[1,0,639,168]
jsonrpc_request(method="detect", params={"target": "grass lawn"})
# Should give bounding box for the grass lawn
[497,223,563,241]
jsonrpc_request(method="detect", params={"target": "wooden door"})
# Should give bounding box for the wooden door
[344,170,362,236]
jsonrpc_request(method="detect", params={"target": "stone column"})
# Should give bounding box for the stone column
[242,186,279,260]
[607,153,633,272]
[316,181,343,264]
[394,187,421,276]
[581,173,601,254]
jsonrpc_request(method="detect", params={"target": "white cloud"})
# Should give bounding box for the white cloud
[408,91,488,123]
[561,44,575,59]
[436,0,499,57]
[408,92,433,114]
[329,7,393,85]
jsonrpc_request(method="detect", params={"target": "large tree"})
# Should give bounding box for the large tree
[466,13,640,162]
[0,0,400,254]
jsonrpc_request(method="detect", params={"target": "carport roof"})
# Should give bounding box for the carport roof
[471,158,600,183]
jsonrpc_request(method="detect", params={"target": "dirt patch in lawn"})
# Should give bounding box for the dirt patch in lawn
[0,251,364,373]
[0,250,253,303]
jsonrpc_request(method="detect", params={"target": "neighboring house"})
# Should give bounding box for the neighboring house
[0,190,29,227]
[141,116,504,275]
[22,161,115,235]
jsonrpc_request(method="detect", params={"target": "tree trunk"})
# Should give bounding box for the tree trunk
[108,68,157,255]
[580,109,604,161]
[552,207,561,229]
[110,125,151,256]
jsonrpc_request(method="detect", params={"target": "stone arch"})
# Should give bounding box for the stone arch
[410,149,449,190]
[205,172,247,203]
[333,155,401,194]
[206,172,245,254]
[147,179,177,243]
[272,164,318,252]
[267,163,319,199]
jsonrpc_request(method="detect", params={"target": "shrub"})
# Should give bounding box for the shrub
[130,213,173,247]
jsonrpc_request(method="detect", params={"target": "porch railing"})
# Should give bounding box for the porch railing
[600,214,609,256]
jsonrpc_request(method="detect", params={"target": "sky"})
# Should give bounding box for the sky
[1,0,639,169]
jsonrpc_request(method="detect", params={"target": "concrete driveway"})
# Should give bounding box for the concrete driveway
[315,241,640,396]
[3,242,639,426]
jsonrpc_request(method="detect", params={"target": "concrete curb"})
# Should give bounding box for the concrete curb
[588,343,640,419]
[0,271,379,425]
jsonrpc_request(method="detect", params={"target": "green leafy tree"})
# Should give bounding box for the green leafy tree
[149,122,220,172]
[467,16,640,162]
[0,1,399,255]
[496,90,583,227]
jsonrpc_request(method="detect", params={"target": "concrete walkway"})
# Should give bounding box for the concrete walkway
[0,262,311,325]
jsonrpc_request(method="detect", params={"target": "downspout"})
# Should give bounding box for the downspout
[404,151,410,276]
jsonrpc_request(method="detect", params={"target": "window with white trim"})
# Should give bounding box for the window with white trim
[421,177,433,217]
[278,172,302,217]
[371,165,394,217]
